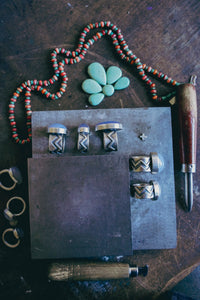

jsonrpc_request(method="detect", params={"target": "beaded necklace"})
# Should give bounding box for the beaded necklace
[9,21,180,144]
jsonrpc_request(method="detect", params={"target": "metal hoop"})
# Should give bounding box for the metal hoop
[2,228,20,248]
[0,169,17,191]
[6,196,26,217]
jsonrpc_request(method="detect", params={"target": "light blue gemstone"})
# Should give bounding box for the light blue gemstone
[88,93,105,106]
[114,77,130,90]
[106,66,122,84]
[82,79,102,94]
[102,85,114,96]
[88,62,106,85]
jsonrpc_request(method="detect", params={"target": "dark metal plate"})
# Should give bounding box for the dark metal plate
[30,108,177,251]
[28,155,132,259]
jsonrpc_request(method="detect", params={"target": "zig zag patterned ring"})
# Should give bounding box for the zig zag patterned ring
[48,123,67,153]
[129,152,164,174]
[131,181,160,200]
[77,124,90,152]
[95,121,123,151]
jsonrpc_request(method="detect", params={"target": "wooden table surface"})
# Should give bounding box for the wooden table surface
[0,0,200,299]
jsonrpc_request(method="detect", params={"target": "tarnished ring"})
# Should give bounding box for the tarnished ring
[77,124,90,152]
[2,228,23,248]
[131,181,160,200]
[129,152,164,174]
[0,167,22,191]
[95,121,123,151]
[4,196,26,225]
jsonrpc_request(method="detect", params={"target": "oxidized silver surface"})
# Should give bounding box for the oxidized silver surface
[95,121,123,151]
[131,181,160,200]
[129,152,164,174]
[48,124,67,153]
[77,124,90,152]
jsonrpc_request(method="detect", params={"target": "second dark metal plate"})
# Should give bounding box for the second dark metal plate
[28,155,132,259]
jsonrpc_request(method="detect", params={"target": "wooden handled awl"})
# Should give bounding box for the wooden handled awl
[177,76,197,212]
[48,262,148,281]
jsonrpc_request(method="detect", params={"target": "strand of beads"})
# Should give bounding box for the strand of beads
[9,21,181,144]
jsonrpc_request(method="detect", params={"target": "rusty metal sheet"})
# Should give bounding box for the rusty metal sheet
[28,155,132,259]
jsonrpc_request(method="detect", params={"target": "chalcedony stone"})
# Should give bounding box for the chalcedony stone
[102,85,114,96]
[88,93,105,106]
[106,66,122,84]
[114,77,130,90]
[88,62,106,85]
[82,79,102,94]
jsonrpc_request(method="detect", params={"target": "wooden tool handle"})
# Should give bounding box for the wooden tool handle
[177,83,197,168]
[48,262,130,281]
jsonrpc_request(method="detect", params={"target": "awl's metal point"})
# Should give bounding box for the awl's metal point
[177,75,197,212]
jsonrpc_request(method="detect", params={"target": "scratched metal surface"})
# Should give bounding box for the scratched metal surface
[30,107,177,250]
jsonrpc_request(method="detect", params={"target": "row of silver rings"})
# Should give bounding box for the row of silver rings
[48,121,123,153]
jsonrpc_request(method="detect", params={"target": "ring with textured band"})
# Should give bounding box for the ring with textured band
[47,123,67,153]
[131,181,160,200]
[95,121,123,151]
[77,124,90,152]
[129,152,164,174]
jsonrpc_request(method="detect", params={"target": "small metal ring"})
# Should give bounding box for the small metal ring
[2,228,21,248]
[129,152,164,174]
[131,181,160,200]
[0,169,17,191]
[6,196,26,217]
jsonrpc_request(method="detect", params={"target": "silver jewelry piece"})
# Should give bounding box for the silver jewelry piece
[131,181,160,200]
[77,124,90,152]
[95,121,123,151]
[129,152,164,174]
[48,123,67,153]
[2,227,24,248]
[0,167,22,191]
[4,196,26,226]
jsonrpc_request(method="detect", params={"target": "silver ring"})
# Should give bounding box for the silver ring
[2,228,22,248]
[77,124,90,152]
[48,124,67,153]
[0,167,22,191]
[4,196,26,224]
[129,152,164,174]
[131,181,160,200]
[95,121,123,151]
